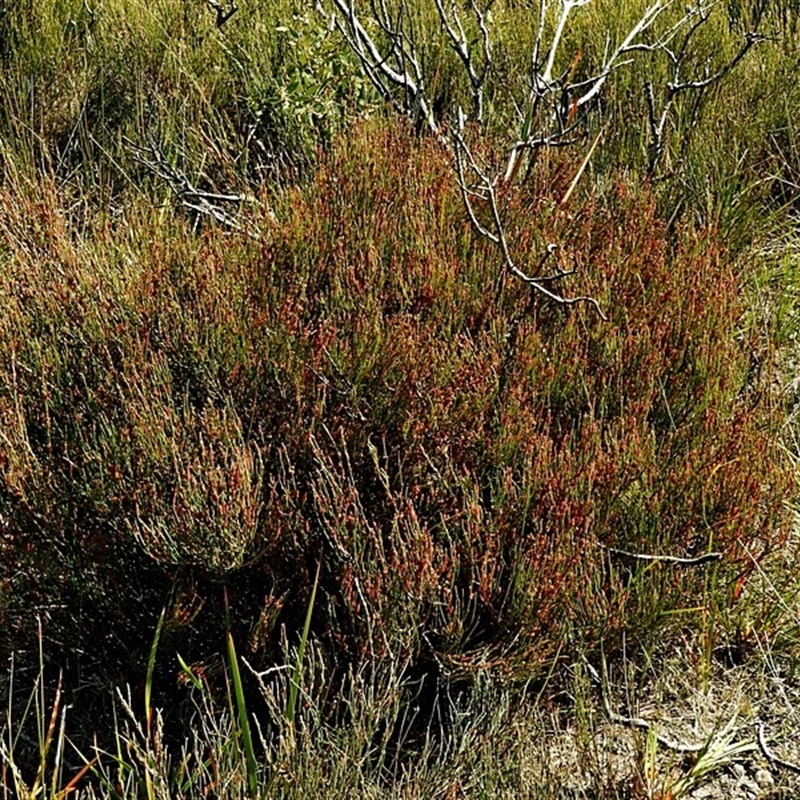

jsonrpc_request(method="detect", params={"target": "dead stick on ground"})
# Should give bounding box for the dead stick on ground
[758,723,800,774]
[602,545,722,566]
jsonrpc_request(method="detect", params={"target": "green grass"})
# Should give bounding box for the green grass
[2,0,800,797]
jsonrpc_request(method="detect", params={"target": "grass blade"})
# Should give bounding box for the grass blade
[286,559,321,726]
[145,606,166,736]
[144,607,166,800]
[177,652,208,696]
[31,671,62,798]
[224,587,258,797]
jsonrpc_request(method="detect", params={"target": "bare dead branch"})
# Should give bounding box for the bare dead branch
[433,0,492,121]
[644,3,768,175]
[453,119,607,319]
[667,31,764,93]
[758,724,800,774]
[542,0,592,85]
[602,692,707,753]
[605,546,722,566]
[330,0,438,133]
[204,0,238,28]
[325,0,764,317]
[570,1,669,111]
[125,136,255,234]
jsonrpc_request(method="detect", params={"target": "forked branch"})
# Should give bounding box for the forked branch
[433,0,493,122]
[328,0,438,133]
[325,0,765,318]
[453,114,607,319]
[645,1,768,175]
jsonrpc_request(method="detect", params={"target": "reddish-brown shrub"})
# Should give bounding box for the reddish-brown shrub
[0,119,791,690]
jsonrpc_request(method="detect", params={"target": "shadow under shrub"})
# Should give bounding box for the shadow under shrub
[0,120,791,735]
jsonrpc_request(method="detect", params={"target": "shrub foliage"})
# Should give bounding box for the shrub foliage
[0,120,790,694]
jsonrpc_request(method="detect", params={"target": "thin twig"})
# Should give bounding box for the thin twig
[605,547,722,566]
[453,123,607,319]
[204,0,238,28]
[667,32,764,93]
[758,723,800,774]
[602,693,706,753]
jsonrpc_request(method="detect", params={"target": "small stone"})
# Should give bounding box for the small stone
[740,778,760,798]
[754,768,774,788]
[730,762,746,779]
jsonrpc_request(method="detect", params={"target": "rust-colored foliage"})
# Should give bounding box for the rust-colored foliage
[0,119,791,685]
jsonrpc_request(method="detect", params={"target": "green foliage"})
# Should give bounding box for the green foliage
[0,0,376,200]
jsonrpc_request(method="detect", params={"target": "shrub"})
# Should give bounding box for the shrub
[0,121,790,701]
